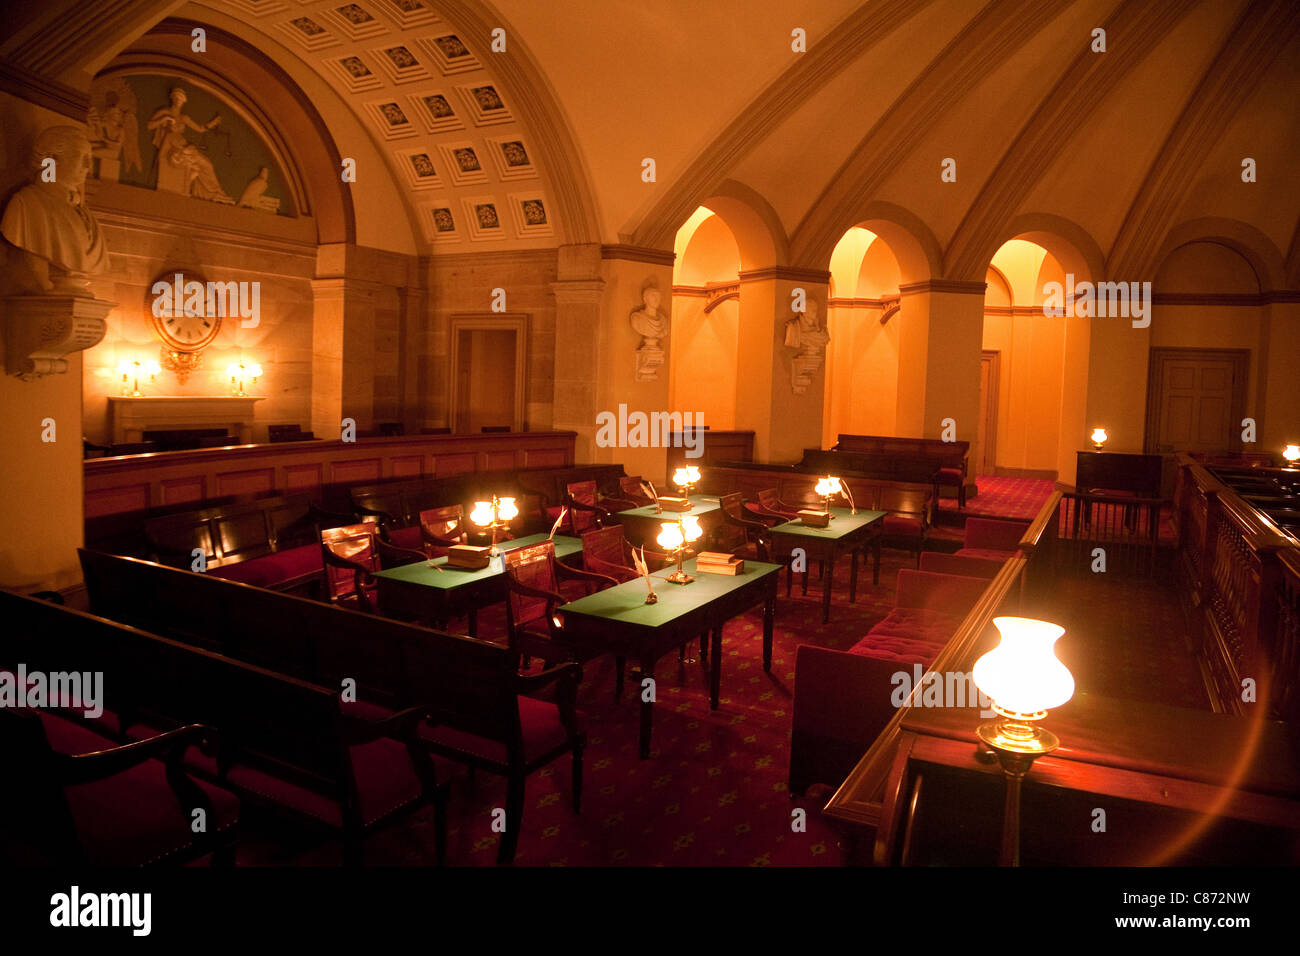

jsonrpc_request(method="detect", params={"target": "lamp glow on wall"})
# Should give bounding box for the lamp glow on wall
[116,359,161,397]
[972,616,1074,866]
[1284,444,1300,465]
[470,495,518,555]
[226,361,262,397]
[1090,427,1108,450]
[672,465,701,497]
[657,514,703,584]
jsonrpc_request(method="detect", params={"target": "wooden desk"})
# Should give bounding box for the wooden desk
[559,557,781,758]
[768,508,885,623]
[614,495,724,548]
[876,693,1300,865]
[1075,450,1162,496]
[373,533,582,636]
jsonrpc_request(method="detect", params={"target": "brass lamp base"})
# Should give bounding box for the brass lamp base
[664,570,694,585]
[974,713,1059,867]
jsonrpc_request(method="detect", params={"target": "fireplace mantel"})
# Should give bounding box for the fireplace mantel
[107,396,264,444]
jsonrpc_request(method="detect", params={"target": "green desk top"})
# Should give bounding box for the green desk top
[373,533,582,590]
[617,495,721,520]
[769,507,885,539]
[559,556,780,627]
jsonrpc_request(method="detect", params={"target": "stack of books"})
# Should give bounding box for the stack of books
[696,551,744,575]
[446,545,492,570]
[797,509,831,527]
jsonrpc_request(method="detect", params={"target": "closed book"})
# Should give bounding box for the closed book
[446,545,492,569]
[697,560,742,575]
[696,551,738,565]
[797,510,831,527]
[658,496,693,512]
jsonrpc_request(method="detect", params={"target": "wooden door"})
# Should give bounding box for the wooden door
[1144,348,1247,455]
[976,351,999,475]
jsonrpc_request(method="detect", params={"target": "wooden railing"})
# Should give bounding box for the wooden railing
[1272,550,1300,727]
[821,490,1061,853]
[1173,454,1296,716]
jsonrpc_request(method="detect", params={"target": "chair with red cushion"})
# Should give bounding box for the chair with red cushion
[418,504,468,557]
[618,475,654,507]
[503,541,626,693]
[919,551,1004,578]
[938,466,966,508]
[955,517,1029,561]
[877,485,933,567]
[320,519,381,612]
[561,480,611,534]
[580,524,669,582]
[744,487,801,526]
[715,492,772,561]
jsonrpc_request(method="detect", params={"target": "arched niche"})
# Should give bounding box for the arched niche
[1153,218,1284,293]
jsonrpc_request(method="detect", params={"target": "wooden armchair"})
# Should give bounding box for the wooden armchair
[745,487,802,525]
[319,519,381,612]
[563,480,613,535]
[2,709,238,866]
[715,492,772,561]
[418,504,468,556]
[579,525,670,582]
[618,475,655,507]
[877,485,933,567]
[503,541,625,696]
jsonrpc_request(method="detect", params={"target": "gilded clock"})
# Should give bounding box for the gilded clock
[147,270,222,383]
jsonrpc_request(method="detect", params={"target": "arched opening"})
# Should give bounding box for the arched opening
[821,226,904,446]
[670,205,742,428]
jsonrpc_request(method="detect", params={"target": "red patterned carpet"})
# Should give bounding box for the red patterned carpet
[239,555,909,867]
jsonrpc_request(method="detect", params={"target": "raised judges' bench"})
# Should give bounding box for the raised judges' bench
[84,430,577,522]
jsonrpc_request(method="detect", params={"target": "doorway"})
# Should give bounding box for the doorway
[1144,348,1248,455]
[449,315,527,433]
[976,350,1000,475]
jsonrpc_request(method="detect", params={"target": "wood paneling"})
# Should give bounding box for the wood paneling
[84,432,577,521]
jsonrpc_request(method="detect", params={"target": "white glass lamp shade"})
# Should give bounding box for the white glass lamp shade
[672,467,690,488]
[246,362,262,379]
[657,521,685,550]
[1090,427,1108,446]
[1284,444,1300,463]
[815,476,842,497]
[497,497,519,521]
[469,501,494,527]
[226,363,240,378]
[117,360,133,376]
[684,465,700,484]
[142,360,162,377]
[681,515,703,542]
[973,617,1074,717]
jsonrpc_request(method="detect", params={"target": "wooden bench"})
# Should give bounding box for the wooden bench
[789,568,992,795]
[78,548,587,864]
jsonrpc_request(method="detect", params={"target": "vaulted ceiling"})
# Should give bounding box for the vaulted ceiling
[4,0,1299,282]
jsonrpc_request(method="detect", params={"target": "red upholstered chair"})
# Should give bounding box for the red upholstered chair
[714,492,772,561]
[502,541,625,694]
[554,480,607,535]
[319,519,381,612]
[745,487,801,526]
[418,504,468,557]
[955,517,1029,561]
[919,551,1004,578]
[1,708,238,866]
[877,485,932,567]
[618,475,654,507]
[579,525,670,582]
[938,466,966,508]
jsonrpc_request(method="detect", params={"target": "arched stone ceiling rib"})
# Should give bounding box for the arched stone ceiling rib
[1108,0,1300,282]
[788,0,1073,270]
[944,0,1193,281]
[628,0,936,252]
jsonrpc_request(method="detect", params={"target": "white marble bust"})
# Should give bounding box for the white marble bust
[1,125,109,293]
[783,299,829,357]
[630,285,669,349]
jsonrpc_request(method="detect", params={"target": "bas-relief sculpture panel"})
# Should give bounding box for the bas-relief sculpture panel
[88,74,295,217]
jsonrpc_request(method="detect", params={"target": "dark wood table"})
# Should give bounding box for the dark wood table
[767,508,885,623]
[559,556,781,758]
[373,533,582,636]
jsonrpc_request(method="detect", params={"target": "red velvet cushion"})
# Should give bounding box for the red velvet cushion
[955,547,1018,561]
[937,467,964,479]
[847,632,945,664]
[209,544,322,587]
[866,607,963,646]
[1,668,122,738]
[40,713,239,866]
[882,515,923,535]
[422,695,578,766]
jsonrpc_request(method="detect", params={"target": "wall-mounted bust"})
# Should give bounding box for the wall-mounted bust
[783,298,829,394]
[0,125,110,293]
[630,283,668,349]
